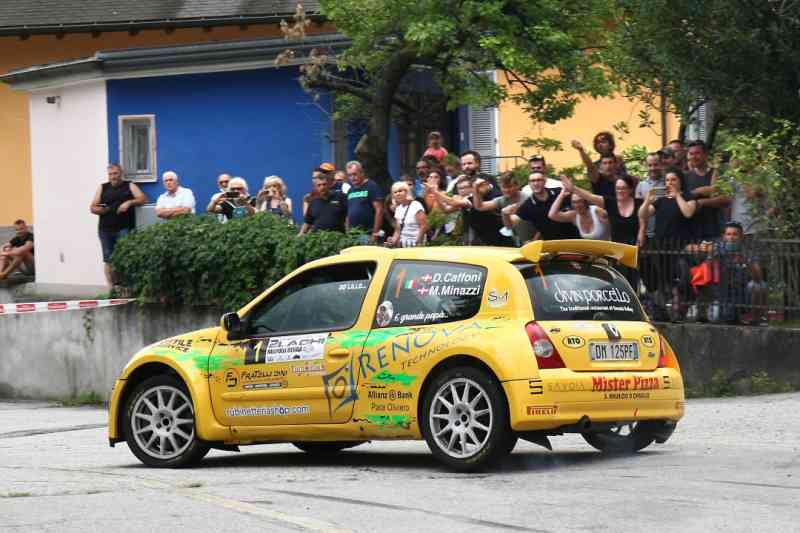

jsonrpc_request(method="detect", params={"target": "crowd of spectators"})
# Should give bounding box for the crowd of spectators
[38,127,768,324]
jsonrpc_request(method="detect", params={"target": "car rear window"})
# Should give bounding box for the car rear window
[519,261,644,321]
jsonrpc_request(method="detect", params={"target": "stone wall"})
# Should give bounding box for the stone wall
[0,303,797,400]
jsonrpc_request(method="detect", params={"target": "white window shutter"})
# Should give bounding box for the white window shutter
[467,105,497,175]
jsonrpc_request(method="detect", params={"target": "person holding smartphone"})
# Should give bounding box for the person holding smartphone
[90,163,147,286]
[211,177,255,220]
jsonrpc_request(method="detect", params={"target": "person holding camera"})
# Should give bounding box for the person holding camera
[210,176,255,221]
[256,176,293,219]
[90,163,147,286]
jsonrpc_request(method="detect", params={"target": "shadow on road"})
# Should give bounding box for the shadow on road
[118,445,666,473]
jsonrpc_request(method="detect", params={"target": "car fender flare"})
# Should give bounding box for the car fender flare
[112,356,231,443]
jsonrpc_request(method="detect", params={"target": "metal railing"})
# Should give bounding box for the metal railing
[638,238,800,325]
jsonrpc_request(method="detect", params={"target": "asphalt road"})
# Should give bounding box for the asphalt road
[1,394,799,532]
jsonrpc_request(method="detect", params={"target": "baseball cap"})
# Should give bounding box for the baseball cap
[319,162,335,172]
[660,146,675,156]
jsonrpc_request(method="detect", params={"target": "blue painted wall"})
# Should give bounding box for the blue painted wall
[107,67,333,222]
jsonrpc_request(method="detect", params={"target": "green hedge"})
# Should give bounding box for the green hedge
[112,213,364,309]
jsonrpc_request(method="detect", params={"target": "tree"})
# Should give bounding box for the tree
[284,0,616,190]
[604,0,800,147]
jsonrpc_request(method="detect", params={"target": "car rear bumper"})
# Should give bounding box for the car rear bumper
[503,368,685,432]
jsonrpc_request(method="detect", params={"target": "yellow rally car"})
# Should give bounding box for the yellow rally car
[108,239,684,471]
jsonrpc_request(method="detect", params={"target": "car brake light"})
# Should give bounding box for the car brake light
[525,321,566,369]
[658,334,677,368]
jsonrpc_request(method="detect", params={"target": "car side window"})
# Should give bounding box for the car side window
[246,262,375,336]
[375,260,486,328]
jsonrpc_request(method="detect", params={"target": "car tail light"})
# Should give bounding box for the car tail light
[525,321,566,369]
[657,334,678,368]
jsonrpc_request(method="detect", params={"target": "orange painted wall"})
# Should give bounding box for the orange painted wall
[0,23,333,225]
[496,71,680,173]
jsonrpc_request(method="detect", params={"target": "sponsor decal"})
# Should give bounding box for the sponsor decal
[487,289,509,308]
[158,338,194,353]
[243,381,287,390]
[553,282,632,305]
[291,362,325,376]
[562,335,586,348]
[548,381,587,393]
[526,405,558,416]
[528,378,543,395]
[240,368,287,382]
[244,333,328,365]
[663,375,671,389]
[322,357,359,417]
[426,285,479,297]
[225,369,238,388]
[369,400,411,412]
[603,392,650,400]
[338,281,368,291]
[641,335,656,347]
[601,323,622,341]
[225,405,310,417]
[367,389,413,401]
[592,376,660,392]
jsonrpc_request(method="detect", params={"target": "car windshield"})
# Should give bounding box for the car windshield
[518,261,644,321]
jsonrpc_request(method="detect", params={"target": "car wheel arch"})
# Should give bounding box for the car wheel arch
[116,362,183,442]
[416,355,510,429]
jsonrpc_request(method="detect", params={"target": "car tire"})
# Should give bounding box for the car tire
[292,441,365,455]
[421,366,516,472]
[582,421,658,453]
[123,374,209,468]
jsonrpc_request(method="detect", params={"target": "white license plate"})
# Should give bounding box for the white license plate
[590,341,639,361]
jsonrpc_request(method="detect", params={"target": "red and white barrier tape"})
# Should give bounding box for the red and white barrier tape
[0,298,135,315]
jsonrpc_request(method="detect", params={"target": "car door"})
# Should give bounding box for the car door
[209,260,378,426]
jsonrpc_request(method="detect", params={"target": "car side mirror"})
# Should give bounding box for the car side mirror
[221,312,245,341]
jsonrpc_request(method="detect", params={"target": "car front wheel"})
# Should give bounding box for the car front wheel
[421,366,516,472]
[123,374,209,467]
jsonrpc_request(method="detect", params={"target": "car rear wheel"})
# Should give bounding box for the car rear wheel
[421,366,516,472]
[582,421,657,453]
[124,374,209,467]
[292,441,365,455]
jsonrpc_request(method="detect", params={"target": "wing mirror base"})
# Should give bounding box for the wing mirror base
[221,312,245,341]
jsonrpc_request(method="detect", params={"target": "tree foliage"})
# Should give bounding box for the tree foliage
[292,0,617,189]
[604,0,800,144]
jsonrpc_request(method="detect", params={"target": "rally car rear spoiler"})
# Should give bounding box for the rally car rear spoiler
[521,239,639,269]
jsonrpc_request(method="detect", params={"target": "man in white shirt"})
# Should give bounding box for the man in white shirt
[155,171,196,219]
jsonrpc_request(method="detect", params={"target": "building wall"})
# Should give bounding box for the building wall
[106,67,332,222]
[29,81,108,286]
[496,71,680,173]
[0,23,332,225]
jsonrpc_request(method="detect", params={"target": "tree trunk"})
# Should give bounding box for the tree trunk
[355,48,419,193]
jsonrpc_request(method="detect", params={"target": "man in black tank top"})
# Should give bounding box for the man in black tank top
[90,164,148,286]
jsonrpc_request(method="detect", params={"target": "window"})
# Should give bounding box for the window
[119,115,157,182]
[376,261,486,328]
[520,262,644,321]
[246,262,376,336]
